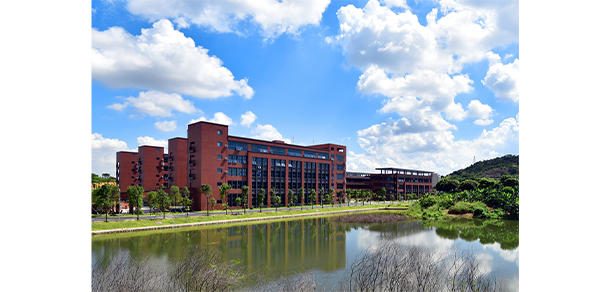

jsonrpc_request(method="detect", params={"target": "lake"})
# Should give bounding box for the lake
[92,215,519,291]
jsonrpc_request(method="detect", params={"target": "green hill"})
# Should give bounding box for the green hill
[444,154,519,181]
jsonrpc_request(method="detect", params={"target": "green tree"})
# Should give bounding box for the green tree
[126,185,144,220]
[328,188,335,208]
[459,179,480,191]
[345,189,352,207]
[109,184,120,213]
[256,188,266,213]
[500,175,519,188]
[308,189,316,209]
[319,188,325,209]
[337,190,344,206]
[435,178,460,193]
[241,186,250,213]
[199,184,213,216]
[235,196,242,213]
[287,189,295,210]
[96,184,113,222]
[157,188,171,219]
[180,187,192,216]
[273,193,281,212]
[269,188,277,211]
[219,183,232,215]
[147,191,158,215]
[169,186,180,210]
[298,187,305,210]
[381,187,387,203]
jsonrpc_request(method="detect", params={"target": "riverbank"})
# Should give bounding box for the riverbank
[92,204,407,235]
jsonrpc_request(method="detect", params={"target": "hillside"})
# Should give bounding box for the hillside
[443,154,519,181]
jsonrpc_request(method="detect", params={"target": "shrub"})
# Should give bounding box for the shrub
[473,208,506,219]
[419,194,454,209]
[447,201,487,214]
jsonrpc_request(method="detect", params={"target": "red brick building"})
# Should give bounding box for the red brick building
[346,168,439,199]
[117,121,348,211]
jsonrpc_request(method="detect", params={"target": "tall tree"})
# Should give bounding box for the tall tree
[109,184,120,213]
[127,185,144,220]
[269,188,277,211]
[199,184,213,216]
[256,188,265,213]
[241,185,250,213]
[309,189,316,209]
[345,189,352,207]
[169,186,180,211]
[96,184,113,222]
[180,187,192,216]
[219,183,232,215]
[273,193,281,212]
[287,189,295,211]
[381,187,387,203]
[147,191,158,215]
[157,188,171,219]
[328,188,335,208]
[298,187,305,210]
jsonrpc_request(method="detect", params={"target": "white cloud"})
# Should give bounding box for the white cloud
[348,114,519,174]
[240,110,257,127]
[188,112,234,126]
[154,120,177,132]
[107,91,200,117]
[122,0,331,40]
[92,19,254,99]
[91,133,130,175]
[251,124,291,143]
[466,99,493,119]
[482,58,519,102]
[136,136,168,150]
[474,118,493,126]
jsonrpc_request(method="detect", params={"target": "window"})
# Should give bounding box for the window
[337,164,344,171]
[217,130,223,135]
[218,155,222,160]
[228,141,247,151]
[331,154,334,160]
[228,154,247,164]
[270,146,285,155]
[304,151,316,158]
[251,144,268,153]
[318,153,328,160]
[228,167,247,177]
[156,149,160,152]
[217,142,222,147]
[131,154,135,156]
[217,168,222,173]
[337,174,344,180]
[287,149,302,156]
[217,182,223,186]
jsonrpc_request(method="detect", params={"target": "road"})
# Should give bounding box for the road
[91,201,415,223]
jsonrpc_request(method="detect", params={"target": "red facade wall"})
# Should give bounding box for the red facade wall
[168,137,188,189]
[137,146,167,199]
[116,151,138,200]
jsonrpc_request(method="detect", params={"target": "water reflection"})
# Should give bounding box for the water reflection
[92,217,519,291]
[92,217,346,283]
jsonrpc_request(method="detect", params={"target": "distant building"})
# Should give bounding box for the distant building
[346,167,439,199]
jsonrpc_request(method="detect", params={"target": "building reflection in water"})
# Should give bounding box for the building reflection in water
[92,217,346,282]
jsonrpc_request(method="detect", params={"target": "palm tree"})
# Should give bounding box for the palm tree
[199,184,212,216]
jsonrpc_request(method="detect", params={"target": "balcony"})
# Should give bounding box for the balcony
[188,174,195,180]
[168,156,174,161]
[169,177,173,182]
[188,160,196,166]
[188,146,195,153]
[168,167,174,172]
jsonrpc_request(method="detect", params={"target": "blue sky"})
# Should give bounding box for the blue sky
[91,0,519,176]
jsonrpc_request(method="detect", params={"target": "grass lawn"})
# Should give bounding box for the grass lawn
[91,203,409,232]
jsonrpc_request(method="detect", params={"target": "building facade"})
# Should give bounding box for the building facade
[346,168,439,199]
[117,121,347,211]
